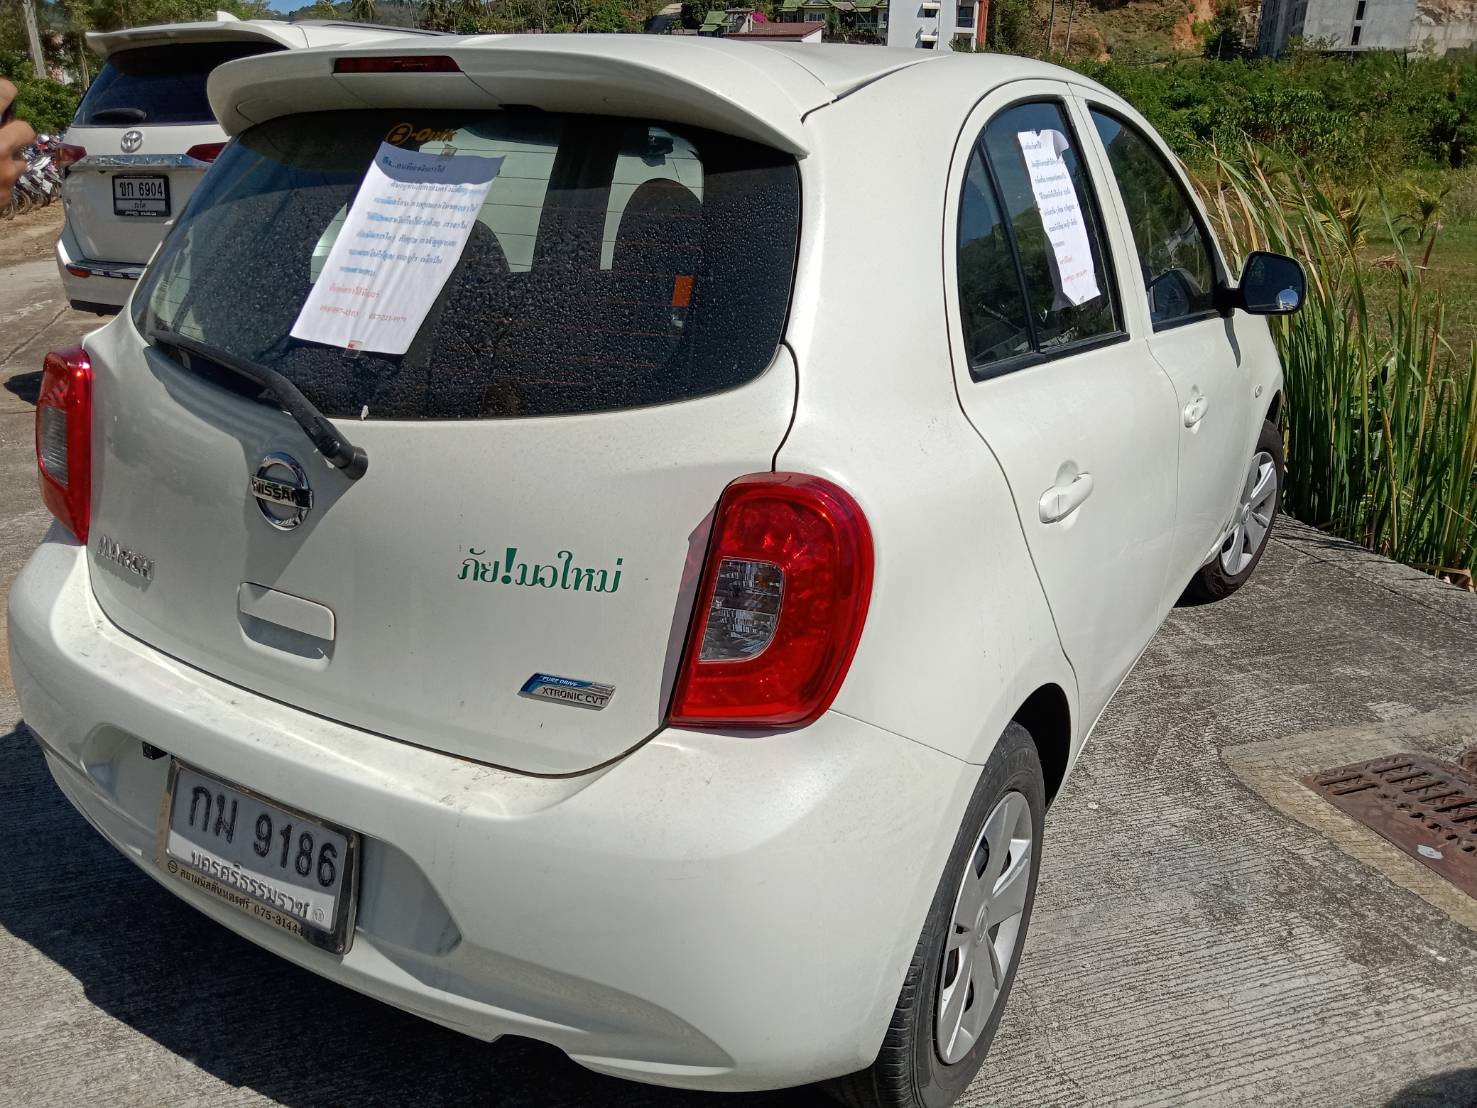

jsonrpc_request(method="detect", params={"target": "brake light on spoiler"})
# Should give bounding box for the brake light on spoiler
[333,55,462,74]
[36,346,93,543]
[670,474,874,729]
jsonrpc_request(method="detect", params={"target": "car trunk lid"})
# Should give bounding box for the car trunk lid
[85,94,803,775]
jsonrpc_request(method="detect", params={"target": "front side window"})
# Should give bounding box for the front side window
[134,109,799,421]
[956,100,1120,375]
[1090,109,1219,329]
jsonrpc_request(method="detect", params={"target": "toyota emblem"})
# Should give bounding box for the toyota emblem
[120,129,143,153]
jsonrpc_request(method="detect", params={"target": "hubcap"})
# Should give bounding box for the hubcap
[1219,450,1277,577]
[935,791,1033,1065]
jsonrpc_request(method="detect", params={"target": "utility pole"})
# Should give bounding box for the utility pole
[21,0,47,79]
[1063,0,1076,52]
[1045,0,1056,52]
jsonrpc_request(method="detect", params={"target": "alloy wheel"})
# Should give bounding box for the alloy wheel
[935,790,1033,1065]
[1219,450,1277,577]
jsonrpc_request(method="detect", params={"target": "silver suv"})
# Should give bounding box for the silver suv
[54,15,430,315]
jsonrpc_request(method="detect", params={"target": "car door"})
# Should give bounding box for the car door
[944,84,1181,725]
[1077,96,1252,589]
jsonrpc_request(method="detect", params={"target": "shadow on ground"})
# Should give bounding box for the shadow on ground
[3,371,41,406]
[1385,1069,1477,1107]
[0,723,827,1107]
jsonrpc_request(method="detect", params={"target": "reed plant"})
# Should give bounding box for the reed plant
[1204,143,1477,576]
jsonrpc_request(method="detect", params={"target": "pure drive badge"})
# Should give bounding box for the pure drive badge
[519,674,615,712]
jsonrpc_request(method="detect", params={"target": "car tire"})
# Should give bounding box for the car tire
[1181,418,1284,604]
[825,722,1045,1108]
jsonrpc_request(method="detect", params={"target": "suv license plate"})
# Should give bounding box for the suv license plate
[113,174,169,217]
[154,760,358,954]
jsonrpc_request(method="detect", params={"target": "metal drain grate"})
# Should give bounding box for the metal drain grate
[1304,754,1477,899]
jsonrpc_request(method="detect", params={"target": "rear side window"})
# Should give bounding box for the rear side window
[957,147,1032,366]
[74,43,282,126]
[1089,109,1219,329]
[957,100,1120,376]
[134,109,800,421]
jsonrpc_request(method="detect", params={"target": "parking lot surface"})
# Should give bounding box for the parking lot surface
[2,247,1475,1106]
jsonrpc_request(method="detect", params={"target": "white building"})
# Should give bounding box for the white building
[1256,0,1477,55]
[886,0,982,49]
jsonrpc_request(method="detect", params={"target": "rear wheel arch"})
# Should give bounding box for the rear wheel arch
[1012,684,1072,808]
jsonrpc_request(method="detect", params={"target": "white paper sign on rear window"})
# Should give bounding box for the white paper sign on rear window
[291,142,504,356]
[1016,129,1101,308]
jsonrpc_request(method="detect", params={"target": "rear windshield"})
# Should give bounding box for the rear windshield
[133,109,801,420]
[74,42,283,126]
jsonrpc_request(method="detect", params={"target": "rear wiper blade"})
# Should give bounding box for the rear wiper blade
[91,108,147,124]
[148,326,368,480]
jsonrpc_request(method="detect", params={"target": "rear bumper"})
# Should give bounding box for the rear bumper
[55,224,141,314]
[7,530,977,1092]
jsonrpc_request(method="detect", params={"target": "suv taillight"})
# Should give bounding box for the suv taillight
[36,346,93,542]
[53,142,85,175]
[185,142,226,163]
[669,473,873,728]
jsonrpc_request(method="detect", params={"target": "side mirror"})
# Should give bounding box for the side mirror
[1233,251,1305,315]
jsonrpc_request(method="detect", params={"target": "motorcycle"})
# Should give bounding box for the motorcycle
[4,136,63,220]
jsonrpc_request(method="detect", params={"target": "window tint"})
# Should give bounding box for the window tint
[1090,109,1219,328]
[957,101,1118,373]
[957,146,1032,367]
[135,110,799,421]
[74,43,282,126]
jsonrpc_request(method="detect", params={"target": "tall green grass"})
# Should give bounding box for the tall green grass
[1204,144,1477,575]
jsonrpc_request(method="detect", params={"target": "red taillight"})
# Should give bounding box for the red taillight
[36,346,93,543]
[333,55,461,74]
[53,142,86,175]
[669,473,874,729]
[185,142,227,162]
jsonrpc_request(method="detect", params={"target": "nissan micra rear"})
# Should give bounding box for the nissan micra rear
[9,35,1302,1107]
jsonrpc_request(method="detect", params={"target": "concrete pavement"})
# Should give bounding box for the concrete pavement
[1,249,1475,1106]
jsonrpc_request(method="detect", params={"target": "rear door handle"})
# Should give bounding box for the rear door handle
[1039,472,1095,524]
[1184,394,1210,427]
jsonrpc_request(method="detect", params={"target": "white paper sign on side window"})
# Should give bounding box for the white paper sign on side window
[1016,129,1101,308]
[291,142,504,356]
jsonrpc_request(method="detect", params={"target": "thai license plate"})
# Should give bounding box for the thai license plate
[154,761,358,953]
[113,174,169,217]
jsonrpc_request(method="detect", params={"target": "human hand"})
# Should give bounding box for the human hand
[0,79,39,208]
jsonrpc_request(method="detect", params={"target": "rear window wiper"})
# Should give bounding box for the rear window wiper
[148,325,368,480]
[90,108,147,124]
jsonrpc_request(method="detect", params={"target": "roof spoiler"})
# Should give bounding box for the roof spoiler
[86,18,296,59]
[208,36,823,156]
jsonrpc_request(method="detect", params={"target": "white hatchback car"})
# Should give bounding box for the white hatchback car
[54,14,433,315]
[10,36,1302,1107]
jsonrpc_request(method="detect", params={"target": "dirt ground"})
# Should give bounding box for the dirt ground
[1,202,64,263]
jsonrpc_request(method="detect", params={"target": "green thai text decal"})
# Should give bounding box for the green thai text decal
[458,547,624,594]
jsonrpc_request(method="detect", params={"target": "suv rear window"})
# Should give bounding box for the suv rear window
[135,109,800,421]
[74,42,283,126]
